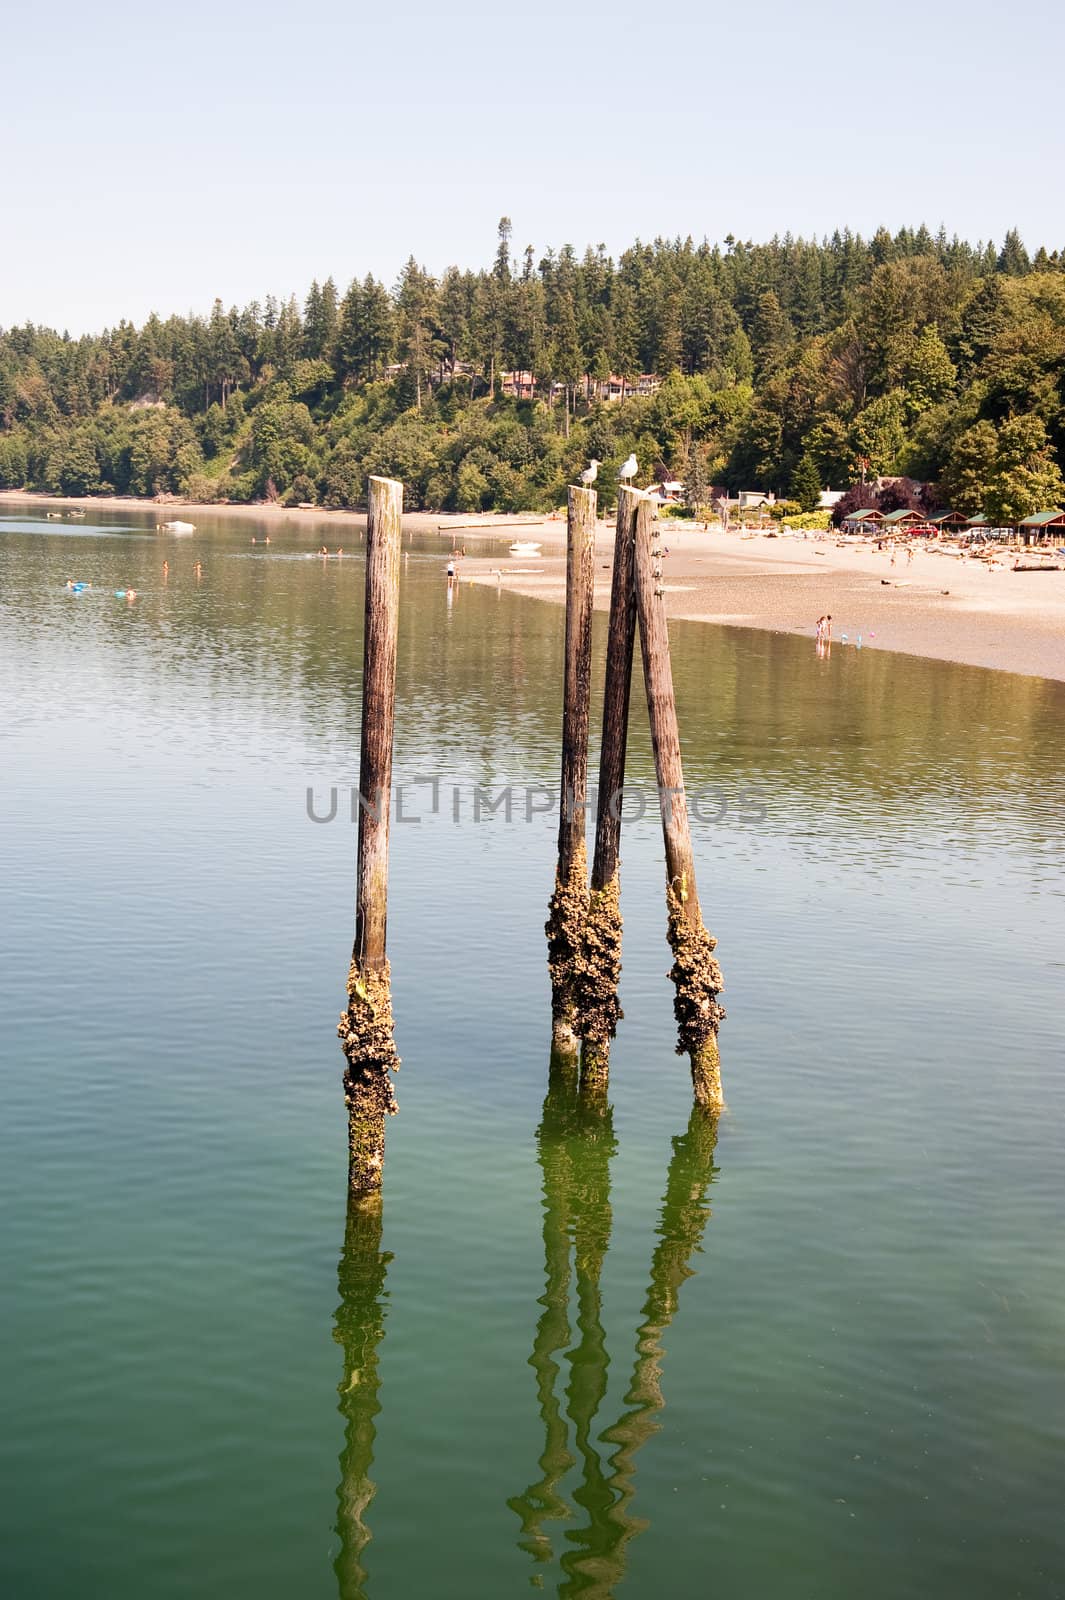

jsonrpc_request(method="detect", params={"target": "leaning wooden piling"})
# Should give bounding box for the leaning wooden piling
[632,491,725,1109]
[338,475,403,1192]
[546,485,597,1065]
[577,487,640,1089]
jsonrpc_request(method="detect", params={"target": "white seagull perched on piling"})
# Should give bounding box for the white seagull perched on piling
[618,453,638,484]
[580,458,600,487]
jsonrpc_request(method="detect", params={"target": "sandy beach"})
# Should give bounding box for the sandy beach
[4,489,1064,682]
[463,516,1065,684]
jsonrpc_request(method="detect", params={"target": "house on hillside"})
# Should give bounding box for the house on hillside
[501,370,537,401]
[580,372,661,403]
[876,475,927,500]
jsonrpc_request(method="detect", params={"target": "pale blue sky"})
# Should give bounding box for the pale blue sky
[6,0,1063,332]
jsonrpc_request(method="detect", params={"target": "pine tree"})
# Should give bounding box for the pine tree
[791,452,822,512]
[684,444,709,515]
[997,229,1031,276]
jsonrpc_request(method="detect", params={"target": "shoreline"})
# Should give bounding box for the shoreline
[464,518,1065,685]
[4,490,1064,684]
[0,488,556,537]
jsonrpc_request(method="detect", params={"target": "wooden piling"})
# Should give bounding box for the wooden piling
[546,485,597,1065]
[632,492,725,1109]
[338,475,403,1192]
[577,487,639,1089]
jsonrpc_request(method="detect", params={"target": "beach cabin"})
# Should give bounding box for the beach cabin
[928,509,967,536]
[841,507,882,534]
[880,508,928,536]
[1016,508,1065,546]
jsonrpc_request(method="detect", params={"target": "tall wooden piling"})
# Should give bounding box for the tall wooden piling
[632,492,725,1109]
[546,485,597,1064]
[338,475,403,1192]
[577,487,640,1089]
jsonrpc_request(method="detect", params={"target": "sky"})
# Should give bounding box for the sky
[5,0,1063,333]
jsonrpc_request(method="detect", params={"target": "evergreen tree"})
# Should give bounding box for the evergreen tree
[684,444,709,514]
[304,277,338,361]
[997,229,1031,276]
[791,451,822,512]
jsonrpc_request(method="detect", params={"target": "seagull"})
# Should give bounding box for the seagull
[618,453,638,484]
[580,458,600,487]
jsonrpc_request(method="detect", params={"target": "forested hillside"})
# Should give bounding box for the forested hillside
[2,221,1064,518]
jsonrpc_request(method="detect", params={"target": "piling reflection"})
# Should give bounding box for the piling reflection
[508,1061,590,1563]
[334,1193,392,1600]
[591,1107,719,1594]
[512,1065,719,1596]
[558,1083,618,1597]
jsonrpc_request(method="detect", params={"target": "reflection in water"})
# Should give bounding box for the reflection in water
[511,1064,718,1595]
[593,1108,719,1594]
[334,1194,392,1600]
[508,1062,591,1563]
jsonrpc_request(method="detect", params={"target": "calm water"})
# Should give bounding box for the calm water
[2,509,1064,1599]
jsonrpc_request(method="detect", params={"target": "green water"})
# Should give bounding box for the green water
[1,509,1063,1599]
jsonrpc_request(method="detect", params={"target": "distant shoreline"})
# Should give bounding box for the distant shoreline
[0,487,539,536]
[5,490,1064,684]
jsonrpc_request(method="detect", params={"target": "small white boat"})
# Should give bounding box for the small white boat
[509,540,542,556]
[158,519,196,534]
